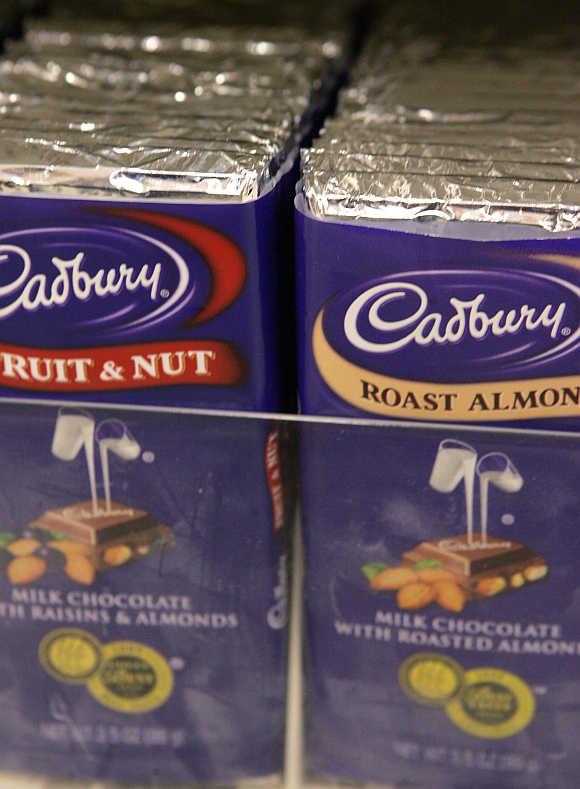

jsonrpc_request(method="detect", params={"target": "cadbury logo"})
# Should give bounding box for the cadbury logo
[0,244,162,319]
[344,281,567,353]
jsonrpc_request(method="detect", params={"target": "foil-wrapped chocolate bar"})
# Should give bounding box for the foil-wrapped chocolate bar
[21,19,345,62]
[0,112,295,145]
[303,170,580,230]
[0,5,349,788]
[0,137,273,198]
[0,54,319,94]
[0,87,311,124]
[300,6,580,788]
[4,43,332,79]
[0,14,342,199]
[307,141,578,165]
[302,150,580,182]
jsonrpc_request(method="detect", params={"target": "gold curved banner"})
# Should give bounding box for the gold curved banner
[313,311,580,422]
[530,254,580,271]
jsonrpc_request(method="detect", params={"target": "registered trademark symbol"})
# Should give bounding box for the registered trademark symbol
[160,289,170,298]
[561,327,572,336]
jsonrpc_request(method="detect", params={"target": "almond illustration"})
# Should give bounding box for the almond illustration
[416,567,457,584]
[6,538,42,557]
[65,555,95,586]
[434,581,466,612]
[477,576,506,597]
[397,582,435,610]
[7,556,46,585]
[48,540,92,558]
[524,564,548,582]
[510,572,525,589]
[371,567,417,590]
[103,545,132,567]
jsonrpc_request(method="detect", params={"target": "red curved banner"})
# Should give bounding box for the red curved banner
[0,340,242,392]
[96,207,247,326]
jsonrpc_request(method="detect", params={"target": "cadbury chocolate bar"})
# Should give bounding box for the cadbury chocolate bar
[302,151,580,182]
[297,20,580,427]
[301,415,580,788]
[311,140,577,165]
[0,10,344,409]
[22,19,345,60]
[302,170,580,229]
[401,533,548,602]
[30,499,174,574]
[33,499,160,545]
[0,401,290,784]
[300,5,580,789]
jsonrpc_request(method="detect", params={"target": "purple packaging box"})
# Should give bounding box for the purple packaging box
[0,121,298,787]
[296,198,579,431]
[0,400,288,785]
[0,178,297,412]
[301,419,580,787]
[296,197,580,786]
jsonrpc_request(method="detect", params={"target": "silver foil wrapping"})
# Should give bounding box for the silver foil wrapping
[302,150,580,182]
[0,13,344,200]
[21,20,344,62]
[302,10,579,230]
[0,56,319,95]
[0,137,272,199]
[303,170,580,231]
[309,141,577,166]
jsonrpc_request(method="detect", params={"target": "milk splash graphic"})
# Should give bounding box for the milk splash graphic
[52,409,98,515]
[476,453,523,545]
[429,440,477,544]
[429,440,523,545]
[52,410,141,515]
[96,419,141,513]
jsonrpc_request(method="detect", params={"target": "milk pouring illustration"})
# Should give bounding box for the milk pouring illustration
[51,409,98,514]
[365,439,547,612]
[429,440,477,545]
[25,409,174,583]
[97,419,142,513]
[477,453,524,544]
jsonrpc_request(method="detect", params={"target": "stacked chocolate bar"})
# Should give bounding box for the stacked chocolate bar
[0,2,351,413]
[0,3,352,787]
[1,12,346,202]
[296,2,579,428]
[297,4,580,788]
[303,22,580,229]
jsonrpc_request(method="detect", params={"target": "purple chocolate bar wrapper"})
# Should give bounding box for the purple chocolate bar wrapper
[0,168,296,412]
[0,400,289,785]
[301,419,580,788]
[296,197,579,431]
[0,109,298,786]
[296,194,580,787]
